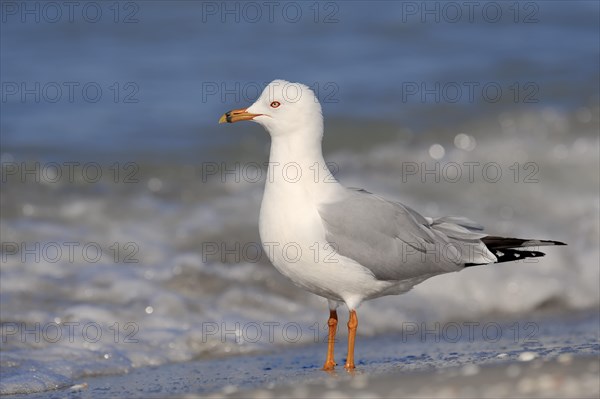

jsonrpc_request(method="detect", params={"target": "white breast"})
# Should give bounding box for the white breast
[258,169,392,305]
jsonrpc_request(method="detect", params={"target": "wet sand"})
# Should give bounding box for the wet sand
[218,355,600,399]
[8,309,598,399]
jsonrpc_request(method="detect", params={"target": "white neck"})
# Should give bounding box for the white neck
[265,130,340,202]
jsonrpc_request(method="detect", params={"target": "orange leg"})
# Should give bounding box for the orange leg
[322,309,338,370]
[344,310,358,370]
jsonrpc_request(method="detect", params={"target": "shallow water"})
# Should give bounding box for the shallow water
[1,1,599,395]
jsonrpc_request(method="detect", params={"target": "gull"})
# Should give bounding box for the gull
[219,79,566,371]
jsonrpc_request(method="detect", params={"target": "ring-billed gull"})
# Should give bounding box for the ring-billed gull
[219,79,565,371]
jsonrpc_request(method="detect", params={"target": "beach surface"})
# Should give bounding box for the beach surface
[6,309,598,399]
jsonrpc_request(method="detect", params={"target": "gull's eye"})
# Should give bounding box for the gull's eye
[270,101,281,108]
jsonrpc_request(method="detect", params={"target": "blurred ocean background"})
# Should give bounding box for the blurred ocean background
[1,1,599,395]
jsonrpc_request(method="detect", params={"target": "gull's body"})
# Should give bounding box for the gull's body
[259,135,396,308]
[258,138,478,308]
[219,80,565,370]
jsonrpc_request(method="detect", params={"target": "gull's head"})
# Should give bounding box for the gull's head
[219,79,323,139]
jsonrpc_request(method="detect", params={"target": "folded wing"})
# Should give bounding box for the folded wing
[318,188,497,281]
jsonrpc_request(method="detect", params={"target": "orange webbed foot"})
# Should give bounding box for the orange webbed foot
[322,361,337,371]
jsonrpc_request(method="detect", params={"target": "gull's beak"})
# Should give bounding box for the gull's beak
[219,108,262,124]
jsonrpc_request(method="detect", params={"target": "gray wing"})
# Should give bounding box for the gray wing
[318,188,496,281]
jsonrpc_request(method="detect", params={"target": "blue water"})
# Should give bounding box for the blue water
[1,1,598,160]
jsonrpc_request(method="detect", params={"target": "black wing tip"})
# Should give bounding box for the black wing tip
[465,249,547,268]
[466,238,566,268]
[482,236,567,249]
